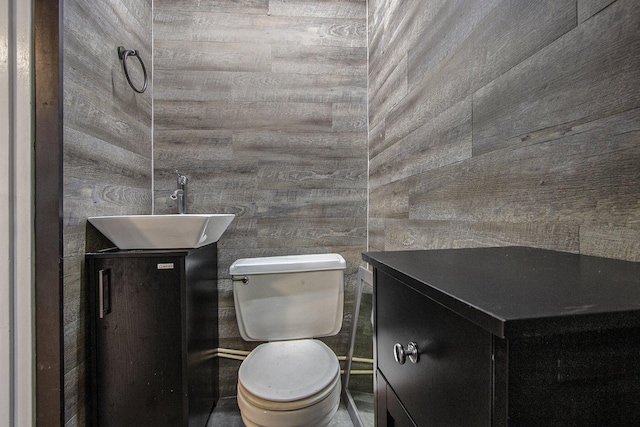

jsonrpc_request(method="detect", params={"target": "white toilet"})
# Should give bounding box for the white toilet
[229,253,346,427]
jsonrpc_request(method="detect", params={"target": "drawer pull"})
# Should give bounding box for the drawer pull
[394,342,419,364]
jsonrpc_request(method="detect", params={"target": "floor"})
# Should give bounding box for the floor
[207,392,374,427]
[350,391,375,427]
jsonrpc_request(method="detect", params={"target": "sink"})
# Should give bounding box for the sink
[88,214,235,250]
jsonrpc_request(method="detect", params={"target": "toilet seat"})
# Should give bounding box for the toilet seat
[239,368,340,411]
[237,339,342,427]
[238,339,340,403]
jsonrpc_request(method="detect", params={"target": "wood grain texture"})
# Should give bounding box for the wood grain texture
[155,70,365,103]
[153,129,234,162]
[411,110,640,225]
[155,100,333,131]
[155,39,272,72]
[405,0,503,90]
[368,0,441,121]
[367,218,385,252]
[154,0,267,15]
[473,0,640,156]
[64,127,151,186]
[368,116,386,159]
[272,44,366,76]
[257,159,367,189]
[233,130,366,160]
[370,96,472,189]
[257,217,366,248]
[63,0,152,424]
[153,69,232,102]
[64,72,151,157]
[333,102,367,131]
[369,179,409,219]
[578,0,615,23]
[153,0,367,399]
[382,220,580,252]
[368,54,406,129]
[254,188,367,217]
[580,225,640,262]
[385,0,576,148]
[154,10,365,48]
[369,0,640,262]
[268,0,365,19]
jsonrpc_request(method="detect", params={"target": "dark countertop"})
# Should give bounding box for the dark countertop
[363,247,640,338]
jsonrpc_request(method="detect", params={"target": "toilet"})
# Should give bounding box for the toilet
[229,253,346,427]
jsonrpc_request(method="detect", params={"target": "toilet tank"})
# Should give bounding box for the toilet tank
[230,254,346,341]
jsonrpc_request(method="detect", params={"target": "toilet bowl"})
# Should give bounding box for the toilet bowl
[229,254,346,427]
[237,340,341,427]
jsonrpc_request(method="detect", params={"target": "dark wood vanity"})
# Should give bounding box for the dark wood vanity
[363,247,640,426]
[86,244,218,427]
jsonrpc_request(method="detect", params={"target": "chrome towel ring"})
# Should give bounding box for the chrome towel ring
[117,46,148,93]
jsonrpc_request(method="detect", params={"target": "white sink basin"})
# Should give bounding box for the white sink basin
[88,214,235,250]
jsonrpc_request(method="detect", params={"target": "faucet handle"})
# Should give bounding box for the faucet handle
[175,170,188,185]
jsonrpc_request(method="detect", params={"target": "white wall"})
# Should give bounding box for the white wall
[1,0,34,424]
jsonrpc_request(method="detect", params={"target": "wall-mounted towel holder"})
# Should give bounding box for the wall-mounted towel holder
[117,46,148,93]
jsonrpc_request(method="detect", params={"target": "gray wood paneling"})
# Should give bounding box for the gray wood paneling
[63,0,153,424]
[154,0,367,399]
[385,0,576,148]
[368,54,406,129]
[581,225,640,262]
[268,0,365,19]
[578,0,616,23]
[411,113,640,225]
[367,218,385,252]
[233,130,366,159]
[370,96,472,189]
[254,189,367,218]
[64,127,151,185]
[155,40,272,72]
[155,70,365,103]
[382,220,580,252]
[369,179,409,220]
[369,0,640,263]
[153,69,233,102]
[155,100,333,132]
[153,129,234,162]
[405,0,503,91]
[257,159,367,190]
[473,0,640,156]
[154,0,268,14]
[368,0,438,126]
[154,10,365,48]
[272,45,366,76]
[257,217,366,248]
[333,102,367,131]
[368,116,386,159]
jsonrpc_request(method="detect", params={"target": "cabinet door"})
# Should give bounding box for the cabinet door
[92,256,186,427]
[377,370,416,427]
[376,269,492,426]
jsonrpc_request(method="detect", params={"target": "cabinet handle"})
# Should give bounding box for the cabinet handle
[98,270,105,318]
[394,342,419,365]
[98,269,111,319]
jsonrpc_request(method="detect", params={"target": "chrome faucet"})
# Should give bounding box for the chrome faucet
[169,170,188,214]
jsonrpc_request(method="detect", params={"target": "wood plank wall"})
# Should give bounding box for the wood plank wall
[153,0,367,397]
[62,0,152,425]
[368,0,640,262]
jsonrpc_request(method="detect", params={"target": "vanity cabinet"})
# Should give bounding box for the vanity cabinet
[364,247,640,426]
[87,244,218,427]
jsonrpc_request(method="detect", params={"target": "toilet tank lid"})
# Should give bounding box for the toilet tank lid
[230,253,346,275]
